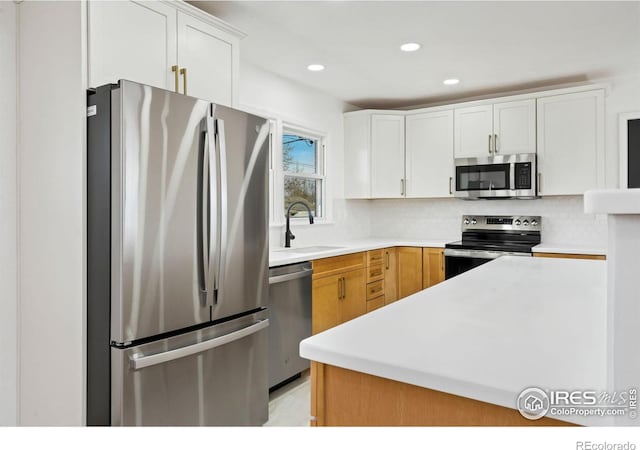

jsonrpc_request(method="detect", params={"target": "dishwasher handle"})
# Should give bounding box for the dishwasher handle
[269,267,313,285]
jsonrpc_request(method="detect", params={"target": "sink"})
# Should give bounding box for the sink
[274,245,345,254]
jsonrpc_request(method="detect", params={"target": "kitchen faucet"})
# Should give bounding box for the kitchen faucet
[285,201,314,248]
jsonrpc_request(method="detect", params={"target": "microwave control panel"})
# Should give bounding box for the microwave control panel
[514,162,532,190]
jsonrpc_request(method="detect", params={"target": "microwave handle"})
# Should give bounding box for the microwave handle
[538,173,541,194]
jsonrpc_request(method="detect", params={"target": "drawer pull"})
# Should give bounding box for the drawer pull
[369,286,382,294]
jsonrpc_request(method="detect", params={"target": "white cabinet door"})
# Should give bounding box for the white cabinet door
[536,90,605,195]
[88,0,177,90]
[405,110,454,198]
[344,113,372,199]
[177,12,237,106]
[454,105,493,158]
[371,115,405,198]
[492,99,536,155]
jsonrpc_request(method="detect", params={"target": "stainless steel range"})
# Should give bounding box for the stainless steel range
[444,215,541,279]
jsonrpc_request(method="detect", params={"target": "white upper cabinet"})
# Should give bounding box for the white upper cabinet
[371,115,405,198]
[344,113,372,199]
[454,105,493,158]
[454,99,536,158]
[492,99,536,155]
[88,0,177,91]
[176,12,239,106]
[88,0,242,106]
[536,89,605,196]
[405,110,454,198]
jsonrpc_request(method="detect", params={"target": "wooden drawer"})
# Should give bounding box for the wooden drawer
[366,262,384,283]
[366,249,384,266]
[366,295,385,313]
[366,279,384,300]
[312,252,366,279]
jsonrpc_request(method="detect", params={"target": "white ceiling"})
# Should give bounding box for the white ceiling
[191,1,640,109]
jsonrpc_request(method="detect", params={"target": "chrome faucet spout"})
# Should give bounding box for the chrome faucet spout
[284,201,314,248]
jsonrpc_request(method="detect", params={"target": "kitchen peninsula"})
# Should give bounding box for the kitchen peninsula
[300,256,608,426]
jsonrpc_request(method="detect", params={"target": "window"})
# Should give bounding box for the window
[282,129,325,219]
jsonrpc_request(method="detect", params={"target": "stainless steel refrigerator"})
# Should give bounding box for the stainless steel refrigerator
[87,80,270,426]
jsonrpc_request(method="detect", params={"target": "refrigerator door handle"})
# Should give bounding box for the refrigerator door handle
[197,126,210,305]
[206,113,219,306]
[213,118,228,305]
[129,319,269,371]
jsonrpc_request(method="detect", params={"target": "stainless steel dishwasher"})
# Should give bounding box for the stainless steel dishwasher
[268,262,313,390]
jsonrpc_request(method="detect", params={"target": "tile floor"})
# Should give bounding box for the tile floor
[264,371,310,427]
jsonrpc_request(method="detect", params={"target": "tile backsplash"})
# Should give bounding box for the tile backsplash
[367,195,607,247]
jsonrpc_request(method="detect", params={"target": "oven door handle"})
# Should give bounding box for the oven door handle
[444,248,532,259]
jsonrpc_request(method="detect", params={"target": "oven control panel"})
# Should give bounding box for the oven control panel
[461,215,541,231]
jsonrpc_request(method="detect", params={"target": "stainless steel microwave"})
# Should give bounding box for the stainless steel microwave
[454,153,538,199]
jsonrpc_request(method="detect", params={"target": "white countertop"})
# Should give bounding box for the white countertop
[269,237,455,267]
[585,188,640,214]
[270,237,606,267]
[299,256,608,426]
[531,242,606,255]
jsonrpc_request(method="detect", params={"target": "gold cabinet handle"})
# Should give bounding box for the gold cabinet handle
[337,277,342,300]
[385,251,390,270]
[171,65,179,93]
[179,67,187,95]
[488,134,493,154]
[441,252,444,272]
[449,176,453,195]
[494,134,499,153]
[342,277,346,299]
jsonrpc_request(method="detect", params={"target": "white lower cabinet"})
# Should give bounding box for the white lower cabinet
[405,110,454,198]
[88,0,241,106]
[536,89,605,195]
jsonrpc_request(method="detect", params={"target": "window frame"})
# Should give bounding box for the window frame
[281,124,327,223]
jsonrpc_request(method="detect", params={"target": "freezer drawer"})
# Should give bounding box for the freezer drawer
[111,311,269,426]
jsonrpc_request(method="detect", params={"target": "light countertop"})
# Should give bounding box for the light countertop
[269,237,455,267]
[299,256,608,426]
[270,237,606,267]
[531,243,606,255]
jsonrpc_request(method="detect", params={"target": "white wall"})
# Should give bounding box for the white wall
[0,0,18,426]
[18,1,86,425]
[369,196,607,246]
[238,63,370,248]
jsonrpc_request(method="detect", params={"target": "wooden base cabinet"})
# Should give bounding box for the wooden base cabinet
[423,247,445,289]
[312,253,367,334]
[310,362,571,426]
[396,247,423,299]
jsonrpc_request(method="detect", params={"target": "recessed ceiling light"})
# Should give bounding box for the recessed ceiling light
[307,64,325,72]
[443,78,460,85]
[400,42,421,52]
